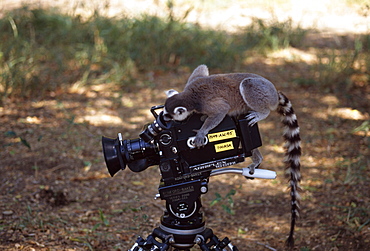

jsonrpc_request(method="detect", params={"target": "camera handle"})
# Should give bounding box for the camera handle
[211,167,277,179]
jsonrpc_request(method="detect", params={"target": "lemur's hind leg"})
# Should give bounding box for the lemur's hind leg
[248,148,263,174]
[240,77,278,174]
[240,77,279,126]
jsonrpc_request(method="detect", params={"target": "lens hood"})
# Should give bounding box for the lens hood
[102,136,125,177]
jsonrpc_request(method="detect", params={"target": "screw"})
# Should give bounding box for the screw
[200,186,207,193]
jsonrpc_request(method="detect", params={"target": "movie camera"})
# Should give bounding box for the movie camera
[102,105,276,250]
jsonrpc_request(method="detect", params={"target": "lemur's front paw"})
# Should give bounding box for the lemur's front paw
[194,131,207,148]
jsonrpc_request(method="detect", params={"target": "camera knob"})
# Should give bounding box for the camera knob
[159,134,172,145]
[160,161,171,172]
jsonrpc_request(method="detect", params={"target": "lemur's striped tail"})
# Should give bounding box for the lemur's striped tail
[276,91,302,248]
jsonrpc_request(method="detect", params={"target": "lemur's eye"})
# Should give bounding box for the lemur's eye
[174,107,186,115]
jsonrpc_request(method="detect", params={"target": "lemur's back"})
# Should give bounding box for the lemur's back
[185,73,262,93]
[184,73,278,116]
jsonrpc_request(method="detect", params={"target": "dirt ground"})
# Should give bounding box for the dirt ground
[1,1,370,251]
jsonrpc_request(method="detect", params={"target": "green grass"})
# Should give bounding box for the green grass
[0,4,312,101]
[2,2,369,101]
[239,17,308,52]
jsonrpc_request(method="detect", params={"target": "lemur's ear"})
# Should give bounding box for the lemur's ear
[174,107,187,115]
[165,89,179,98]
[187,64,209,85]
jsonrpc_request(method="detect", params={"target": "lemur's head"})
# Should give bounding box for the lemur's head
[163,89,191,121]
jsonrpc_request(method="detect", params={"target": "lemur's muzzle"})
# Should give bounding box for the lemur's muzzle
[163,113,173,122]
[162,108,173,122]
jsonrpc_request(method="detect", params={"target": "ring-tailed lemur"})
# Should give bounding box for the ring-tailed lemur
[163,65,301,247]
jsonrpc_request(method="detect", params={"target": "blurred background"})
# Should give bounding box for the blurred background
[1,0,369,250]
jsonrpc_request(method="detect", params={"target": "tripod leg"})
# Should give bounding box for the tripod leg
[129,231,171,251]
[216,237,239,251]
[194,229,239,251]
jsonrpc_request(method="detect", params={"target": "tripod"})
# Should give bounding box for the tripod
[129,189,239,250]
[128,167,276,251]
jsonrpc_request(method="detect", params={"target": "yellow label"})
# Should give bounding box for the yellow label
[214,141,234,152]
[208,130,236,142]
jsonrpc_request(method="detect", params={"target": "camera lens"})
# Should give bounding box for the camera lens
[102,136,159,176]
[126,138,157,162]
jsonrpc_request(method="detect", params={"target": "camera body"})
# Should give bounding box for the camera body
[153,111,261,186]
[102,105,262,184]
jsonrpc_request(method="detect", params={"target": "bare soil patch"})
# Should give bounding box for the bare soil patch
[1,1,369,250]
[1,60,369,250]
